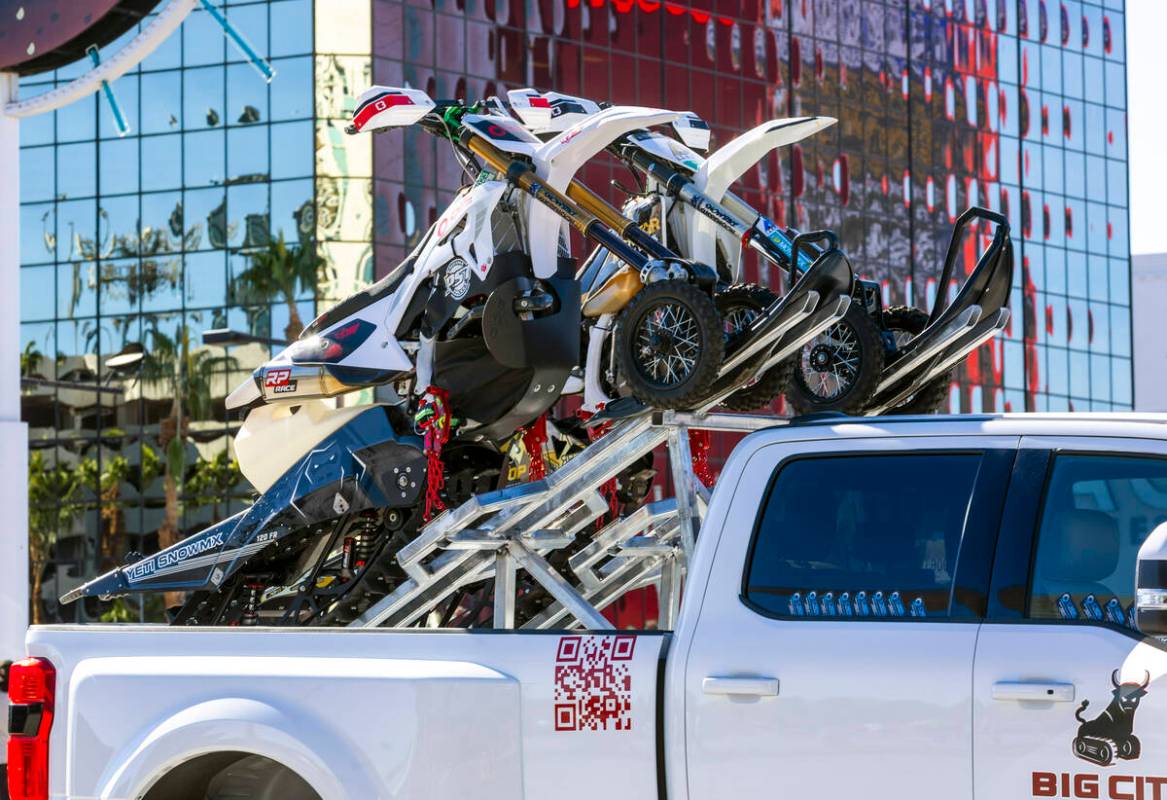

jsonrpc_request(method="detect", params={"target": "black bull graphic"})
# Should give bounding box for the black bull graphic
[1073,670,1152,767]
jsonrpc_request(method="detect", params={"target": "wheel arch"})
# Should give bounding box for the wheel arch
[96,697,376,800]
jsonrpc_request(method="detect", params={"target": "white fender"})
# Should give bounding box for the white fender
[97,698,366,800]
[526,106,682,278]
[687,116,837,271]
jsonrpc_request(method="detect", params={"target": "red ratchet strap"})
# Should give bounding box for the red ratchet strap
[522,414,549,482]
[689,429,716,488]
[419,387,452,522]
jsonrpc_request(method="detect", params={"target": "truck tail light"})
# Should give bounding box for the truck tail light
[7,657,55,800]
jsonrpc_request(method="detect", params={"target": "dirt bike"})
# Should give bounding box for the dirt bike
[509,89,1014,417]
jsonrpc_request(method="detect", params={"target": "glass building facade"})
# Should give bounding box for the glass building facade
[18,0,1130,622]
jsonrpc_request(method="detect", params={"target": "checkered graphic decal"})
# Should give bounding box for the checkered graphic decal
[554,634,636,732]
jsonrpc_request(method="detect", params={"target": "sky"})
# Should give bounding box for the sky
[1127,0,1167,255]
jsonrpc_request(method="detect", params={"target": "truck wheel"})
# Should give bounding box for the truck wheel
[881,306,952,415]
[614,280,724,410]
[715,284,794,411]
[785,303,883,416]
[204,755,320,800]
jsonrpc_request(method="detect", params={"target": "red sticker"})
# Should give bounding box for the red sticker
[554,635,636,732]
[264,368,291,388]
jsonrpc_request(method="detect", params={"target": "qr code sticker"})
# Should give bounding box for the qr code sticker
[554,634,636,732]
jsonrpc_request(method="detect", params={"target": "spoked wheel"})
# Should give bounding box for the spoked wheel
[881,305,953,415]
[715,284,794,411]
[614,280,723,409]
[785,303,883,415]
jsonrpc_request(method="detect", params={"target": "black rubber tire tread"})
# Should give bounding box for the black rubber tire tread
[785,302,884,416]
[714,284,796,411]
[881,305,953,415]
[614,280,724,410]
[204,755,321,800]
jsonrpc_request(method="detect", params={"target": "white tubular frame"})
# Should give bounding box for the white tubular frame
[4,0,198,118]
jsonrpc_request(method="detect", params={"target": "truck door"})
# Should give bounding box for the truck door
[681,434,1016,800]
[974,438,1167,800]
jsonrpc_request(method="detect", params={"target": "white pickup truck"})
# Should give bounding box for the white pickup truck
[9,413,1167,800]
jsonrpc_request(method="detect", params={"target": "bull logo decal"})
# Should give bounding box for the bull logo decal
[1072,670,1151,766]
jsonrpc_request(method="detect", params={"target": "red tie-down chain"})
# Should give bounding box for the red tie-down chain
[521,413,549,482]
[689,429,716,489]
[416,386,452,522]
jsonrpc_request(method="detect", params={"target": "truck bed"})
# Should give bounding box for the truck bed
[28,625,666,800]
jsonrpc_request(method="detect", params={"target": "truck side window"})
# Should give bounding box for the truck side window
[1028,454,1167,628]
[743,453,983,619]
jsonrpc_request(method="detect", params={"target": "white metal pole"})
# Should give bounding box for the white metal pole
[0,68,30,761]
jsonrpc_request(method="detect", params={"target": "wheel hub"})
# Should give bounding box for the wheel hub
[810,343,836,370]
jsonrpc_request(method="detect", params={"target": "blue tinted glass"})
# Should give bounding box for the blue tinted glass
[270,0,313,57]
[21,204,55,266]
[227,124,270,181]
[21,147,55,203]
[184,187,229,250]
[56,93,96,143]
[227,183,269,248]
[20,265,55,322]
[57,143,96,199]
[269,178,314,242]
[227,62,269,126]
[270,57,313,121]
[99,258,140,317]
[185,6,229,67]
[185,250,228,308]
[184,129,227,187]
[1030,455,1167,625]
[225,4,270,64]
[98,137,140,196]
[141,135,183,192]
[270,121,313,179]
[57,262,97,318]
[21,109,54,147]
[744,453,982,619]
[184,65,226,130]
[140,71,183,134]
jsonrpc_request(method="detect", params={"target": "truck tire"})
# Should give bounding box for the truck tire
[614,280,724,410]
[204,755,320,800]
[715,284,794,411]
[881,305,952,415]
[785,303,884,416]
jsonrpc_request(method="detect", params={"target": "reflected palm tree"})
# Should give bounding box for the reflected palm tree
[231,232,325,341]
[141,324,237,607]
[27,452,83,625]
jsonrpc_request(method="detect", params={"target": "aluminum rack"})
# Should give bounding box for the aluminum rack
[350,410,784,631]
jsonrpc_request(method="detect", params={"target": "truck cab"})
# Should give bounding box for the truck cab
[11,414,1167,800]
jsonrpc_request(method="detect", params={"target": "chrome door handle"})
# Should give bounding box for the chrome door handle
[992,681,1076,702]
[702,676,780,697]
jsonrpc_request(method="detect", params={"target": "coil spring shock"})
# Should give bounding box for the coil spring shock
[241,581,264,626]
[350,513,380,570]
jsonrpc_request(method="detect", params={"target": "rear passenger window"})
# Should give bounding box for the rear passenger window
[743,453,983,620]
[1029,454,1167,629]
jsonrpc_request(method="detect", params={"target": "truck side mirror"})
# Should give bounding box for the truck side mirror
[1137,521,1167,637]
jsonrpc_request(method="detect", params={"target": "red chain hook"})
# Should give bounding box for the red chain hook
[417,387,452,522]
